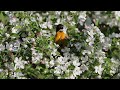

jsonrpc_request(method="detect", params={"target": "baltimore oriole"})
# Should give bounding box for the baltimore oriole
[55,24,69,48]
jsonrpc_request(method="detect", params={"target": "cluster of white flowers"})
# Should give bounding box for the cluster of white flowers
[5,40,20,52]
[4,56,27,78]
[102,37,111,51]
[93,11,120,28]
[109,32,120,38]
[24,18,30,25]
[4,63,14,72]
[82,19,110,77]
[40,29,51,37]
[81,24,96,58]
[36,13,43,22]
[95,50,106,64]
[9,16,18,25]
[31,47,43,64]
[11,71,27,79]
[110,57,120,75]
[94,65,104,78]
[53,46,89,79]
[114,11,120,20]
[14,57,28,70]
[78,11,87,26]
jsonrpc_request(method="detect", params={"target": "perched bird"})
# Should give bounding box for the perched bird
[55,24,69,48]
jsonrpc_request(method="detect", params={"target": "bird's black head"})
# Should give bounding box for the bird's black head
[56,24,64,32]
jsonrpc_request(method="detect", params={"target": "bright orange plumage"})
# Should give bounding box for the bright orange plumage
[55,24,68,48]
[55,31,68,43]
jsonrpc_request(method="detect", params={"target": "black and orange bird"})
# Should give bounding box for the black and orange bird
[55,24,69,48]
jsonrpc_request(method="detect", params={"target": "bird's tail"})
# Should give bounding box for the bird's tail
[57,46,64,56]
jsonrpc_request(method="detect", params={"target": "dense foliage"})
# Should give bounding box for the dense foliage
[0,11,120,79]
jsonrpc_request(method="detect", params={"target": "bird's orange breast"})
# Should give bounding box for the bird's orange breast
[55,31,67,45]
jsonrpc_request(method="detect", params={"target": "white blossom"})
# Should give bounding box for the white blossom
[11,27,18,33]
[81,55,88,63]
[54,65,62,75]
[0,44,5,51]
[73,60,80,67]
[80,64,88,72]
[69,74,75,79]
[36,14,42,22]
[56,56,65,65]
[31,17,36,22]
[14,57,27,70]
[5,33,10,38]
[47,21,53,29]
[51,49,57,56]
[49,60,55,67]
[0,69,3,73]
[114,11,120,20]
[13,72,26,79]
[64,11,68,16]
[94,65,104,75]
[78,11,87,25]
[0,22,4,29]
[32,48,43,64]
[73,66,82,77]
[55,11,61,15]
[40,22,47,29]
[31,38,35,43]
[24,18,30,25]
